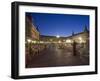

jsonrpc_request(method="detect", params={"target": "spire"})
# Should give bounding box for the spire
[72,31,74,36]
[36,26,40,32]
[84,25,88,32]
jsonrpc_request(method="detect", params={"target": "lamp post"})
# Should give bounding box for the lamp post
[27,39,32,56]
[73,40,77,56]
[56,35,60,48]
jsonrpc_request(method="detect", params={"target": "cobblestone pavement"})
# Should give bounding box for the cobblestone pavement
[26,45,89,68]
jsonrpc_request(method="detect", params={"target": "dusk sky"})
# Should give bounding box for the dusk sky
[26,12,89,37]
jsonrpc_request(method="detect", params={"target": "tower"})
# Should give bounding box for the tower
[36,26,40,32]
[72,31,74,36]
[84,25,88,32]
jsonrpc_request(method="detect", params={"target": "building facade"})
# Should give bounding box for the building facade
[26,15,40,42]
[25,15,89,67]
[40,26,89,45]
[25,14,89,46]
[40,27,89,56]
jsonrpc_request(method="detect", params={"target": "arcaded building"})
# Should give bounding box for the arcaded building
[25,14,40,41]
[40,26,89,45]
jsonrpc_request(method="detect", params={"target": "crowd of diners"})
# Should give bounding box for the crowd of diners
[25,41,89,67]
[26,41,89,56]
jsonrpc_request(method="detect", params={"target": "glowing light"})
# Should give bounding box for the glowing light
[50,39,53,41]
[56,35,60,38]
[32,41,36,43]
[66,39,72,43]
[58,40,61,43]
[78,37,85,43]
[40,41,44,43]
[78,37,82,41]
[27,39,31,43]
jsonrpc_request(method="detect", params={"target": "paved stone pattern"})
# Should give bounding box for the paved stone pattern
[26,45,89,68]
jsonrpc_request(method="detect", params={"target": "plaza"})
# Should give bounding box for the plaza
[25,13,89,68]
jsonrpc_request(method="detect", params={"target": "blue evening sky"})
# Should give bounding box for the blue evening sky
[26,12,89,37]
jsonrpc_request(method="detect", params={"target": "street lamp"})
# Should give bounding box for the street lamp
[73,40,77,56]
[27,39,32,56]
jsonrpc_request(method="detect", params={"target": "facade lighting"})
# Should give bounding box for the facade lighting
[27,39,31,43]
[40,41,44,43]
[32,40,36,44]
[66,39,72,43]
[78,37,82,41]
[58,40,61,43]
[56,35,60,38]
[78,37,86,43]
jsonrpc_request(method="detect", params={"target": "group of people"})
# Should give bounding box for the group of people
[26,43,47,57]
[26,42,89,58]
